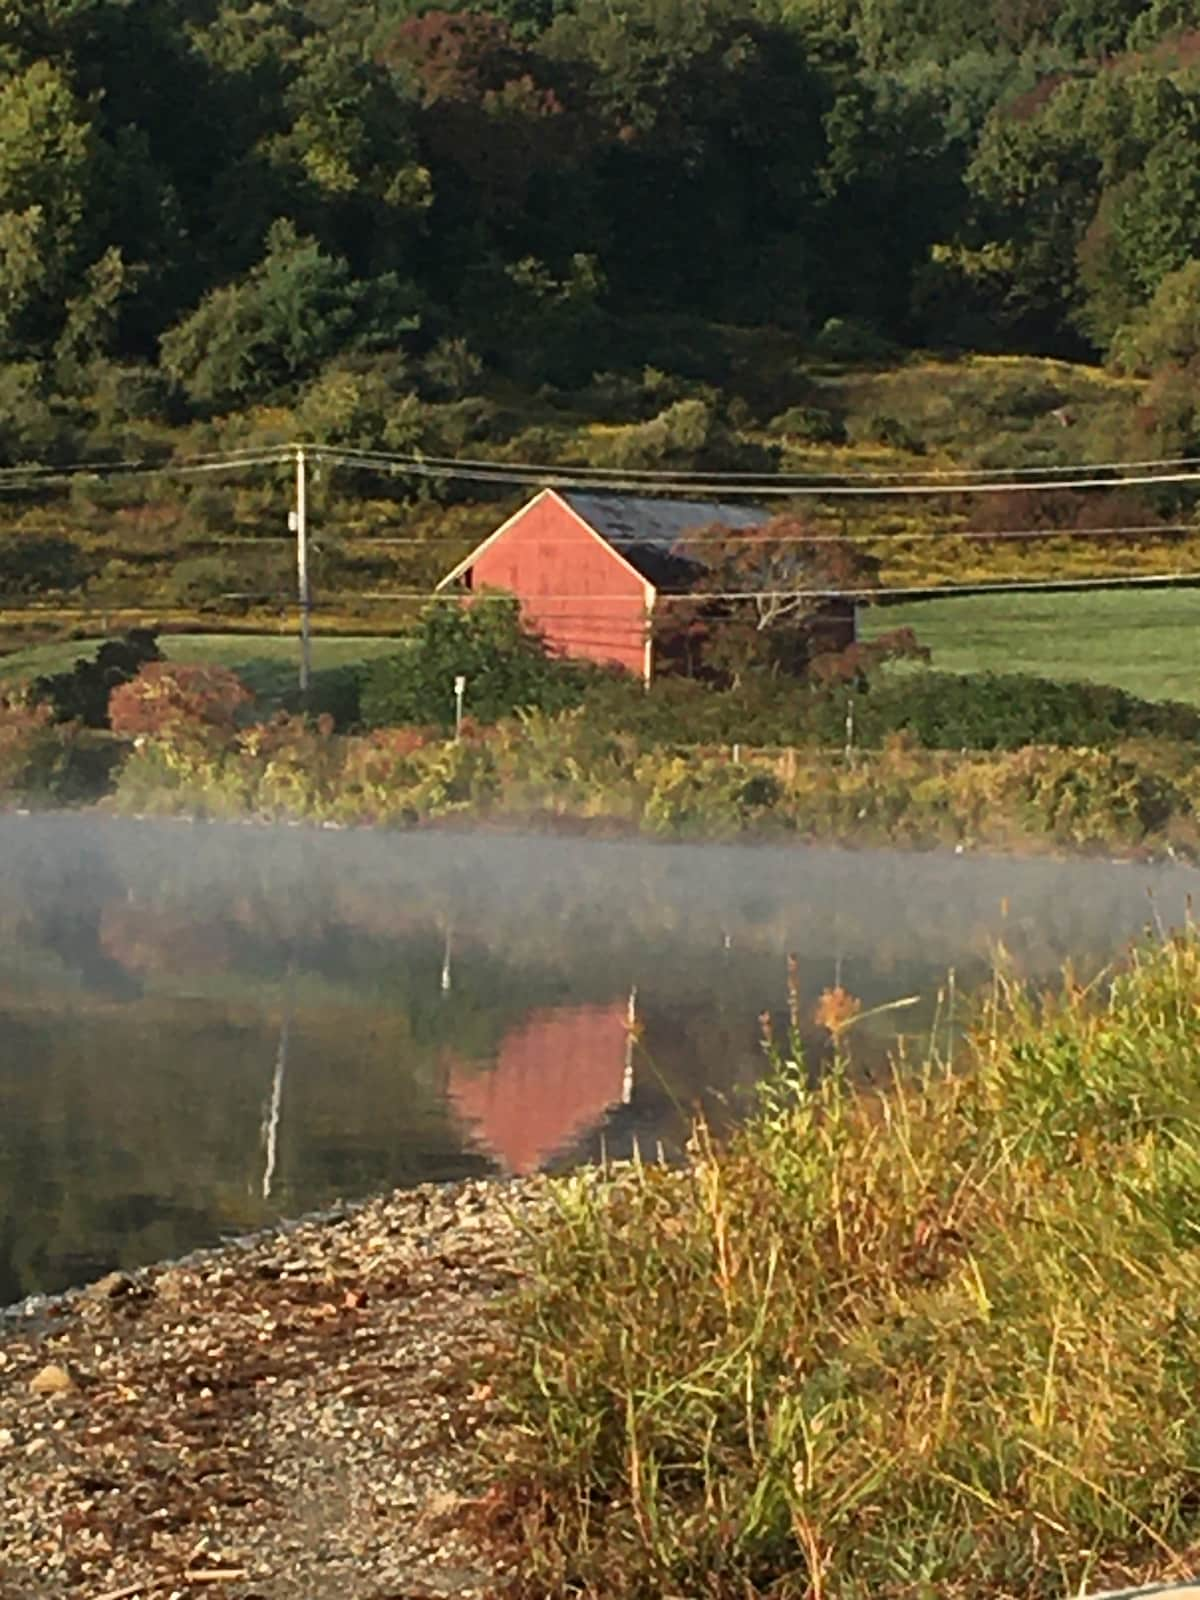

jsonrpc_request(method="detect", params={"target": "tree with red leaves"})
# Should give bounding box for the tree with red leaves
[109,663,254,742]
[656,514,884,688]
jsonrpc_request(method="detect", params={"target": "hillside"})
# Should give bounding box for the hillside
[2,0,1200,662]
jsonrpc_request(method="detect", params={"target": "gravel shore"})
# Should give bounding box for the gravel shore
[0,1176,549,1600]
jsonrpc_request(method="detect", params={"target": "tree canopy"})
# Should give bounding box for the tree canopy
[0,0,1196,463]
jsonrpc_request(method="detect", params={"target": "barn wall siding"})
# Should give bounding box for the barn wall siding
[471,496,650,678]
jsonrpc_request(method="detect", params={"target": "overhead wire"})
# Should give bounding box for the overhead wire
[319,441,1200,484]
[0,453,295,494]
[177,521,1200,548]
[4,443,1200,627]
[315,447,1200,498]
[0,444,294,480]
[4,439,1200,498]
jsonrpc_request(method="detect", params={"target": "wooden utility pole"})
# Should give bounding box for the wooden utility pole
[294,445,311,698]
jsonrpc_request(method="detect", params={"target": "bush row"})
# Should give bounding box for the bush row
[3,699,1196,858]
[564,670,1200,753]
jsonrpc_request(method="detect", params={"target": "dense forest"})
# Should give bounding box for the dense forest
[3,0,1200,629]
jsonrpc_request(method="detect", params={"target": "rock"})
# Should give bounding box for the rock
[91,1271,135,1300]
[29,1363,75,1398]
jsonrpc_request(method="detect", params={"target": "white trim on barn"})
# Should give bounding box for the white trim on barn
[435,488,657,606]
[434,488,555,591]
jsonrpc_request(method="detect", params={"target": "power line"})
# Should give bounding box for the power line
[4,439,1200,500]
[0,444,293,480]
[342,570,1200,603]
[322,441,1200,484]
[317,448,1200,499]
[177,521,1200,549]
[0,451,294,494]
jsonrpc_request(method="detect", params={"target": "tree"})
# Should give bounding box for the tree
[1079,140,1200,347]
[33,631,163,728]
[537,0,836,326]
[0,60,94,354]
[656,514,882,687]
[108,661,254,740]
[159,219,421,410]
[1111,257,1200,374]
[360,595,590,728]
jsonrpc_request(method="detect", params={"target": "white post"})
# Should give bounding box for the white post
[623,985,637,1104]
[261,1012,290,1201]
[295,445,311,699]
[453,674,466,740]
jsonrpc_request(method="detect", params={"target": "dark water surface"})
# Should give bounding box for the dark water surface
[1,815,1195,1305]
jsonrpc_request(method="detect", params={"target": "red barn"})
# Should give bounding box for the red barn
[436,488,779,683]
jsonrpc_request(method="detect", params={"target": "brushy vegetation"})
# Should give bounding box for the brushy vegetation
[488,937,1200,1599]
[2,629,1200,853]
[48,707,1199,858]
[576,670,1200,752]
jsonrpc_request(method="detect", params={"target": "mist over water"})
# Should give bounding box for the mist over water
[1,814,1195,1305]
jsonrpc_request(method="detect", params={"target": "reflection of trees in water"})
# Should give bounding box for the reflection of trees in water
[2,817,1195,1303]
[7,822,1187,1017]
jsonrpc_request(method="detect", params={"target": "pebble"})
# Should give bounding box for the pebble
[0,1172,560,1599]
[28,1363,74,1397]
[89,1271,136,1300]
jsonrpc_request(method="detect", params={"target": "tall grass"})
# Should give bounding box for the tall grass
[490,938,1200,1598]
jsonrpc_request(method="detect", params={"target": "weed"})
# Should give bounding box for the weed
[488,936,1200,1598]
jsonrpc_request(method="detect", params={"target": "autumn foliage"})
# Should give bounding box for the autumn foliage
[658,513,882,685]
[108,663,254,740]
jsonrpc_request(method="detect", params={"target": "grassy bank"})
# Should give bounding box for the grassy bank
[862,589,1200,706]
[0,632,402,708]
[489,936,1200,1599]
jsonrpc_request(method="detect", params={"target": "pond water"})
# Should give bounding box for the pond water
[1,815,1196,1306]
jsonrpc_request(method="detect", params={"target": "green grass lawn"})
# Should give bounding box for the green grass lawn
[861,588,1200,705]
[0,633,404,708]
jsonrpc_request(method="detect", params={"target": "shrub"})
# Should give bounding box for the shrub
[159,219,422,411]
[0,698,69,801]
[829,671,1200,751]
[593,398,778,474]
[112,739,254,818]
[295,359,427,451]
[359,596,593,729]
[848,409,926,453]
[86,361,176,427]
[300,663,365,731]
[0,534,90,597]
[420,336,484,399]
[1111,259,1200,375]
[0,362,72,465]
[160,555,237,609]
[639,752,784,835]
[987,376,1068,419]
[34,630,163,728]
[768,404,846,444]
[571,670,1198,755]
[239,713,343,817]
[109,661,254,741]
[813,316,894,362]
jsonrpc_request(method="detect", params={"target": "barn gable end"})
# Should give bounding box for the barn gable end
[437,489,657,679]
